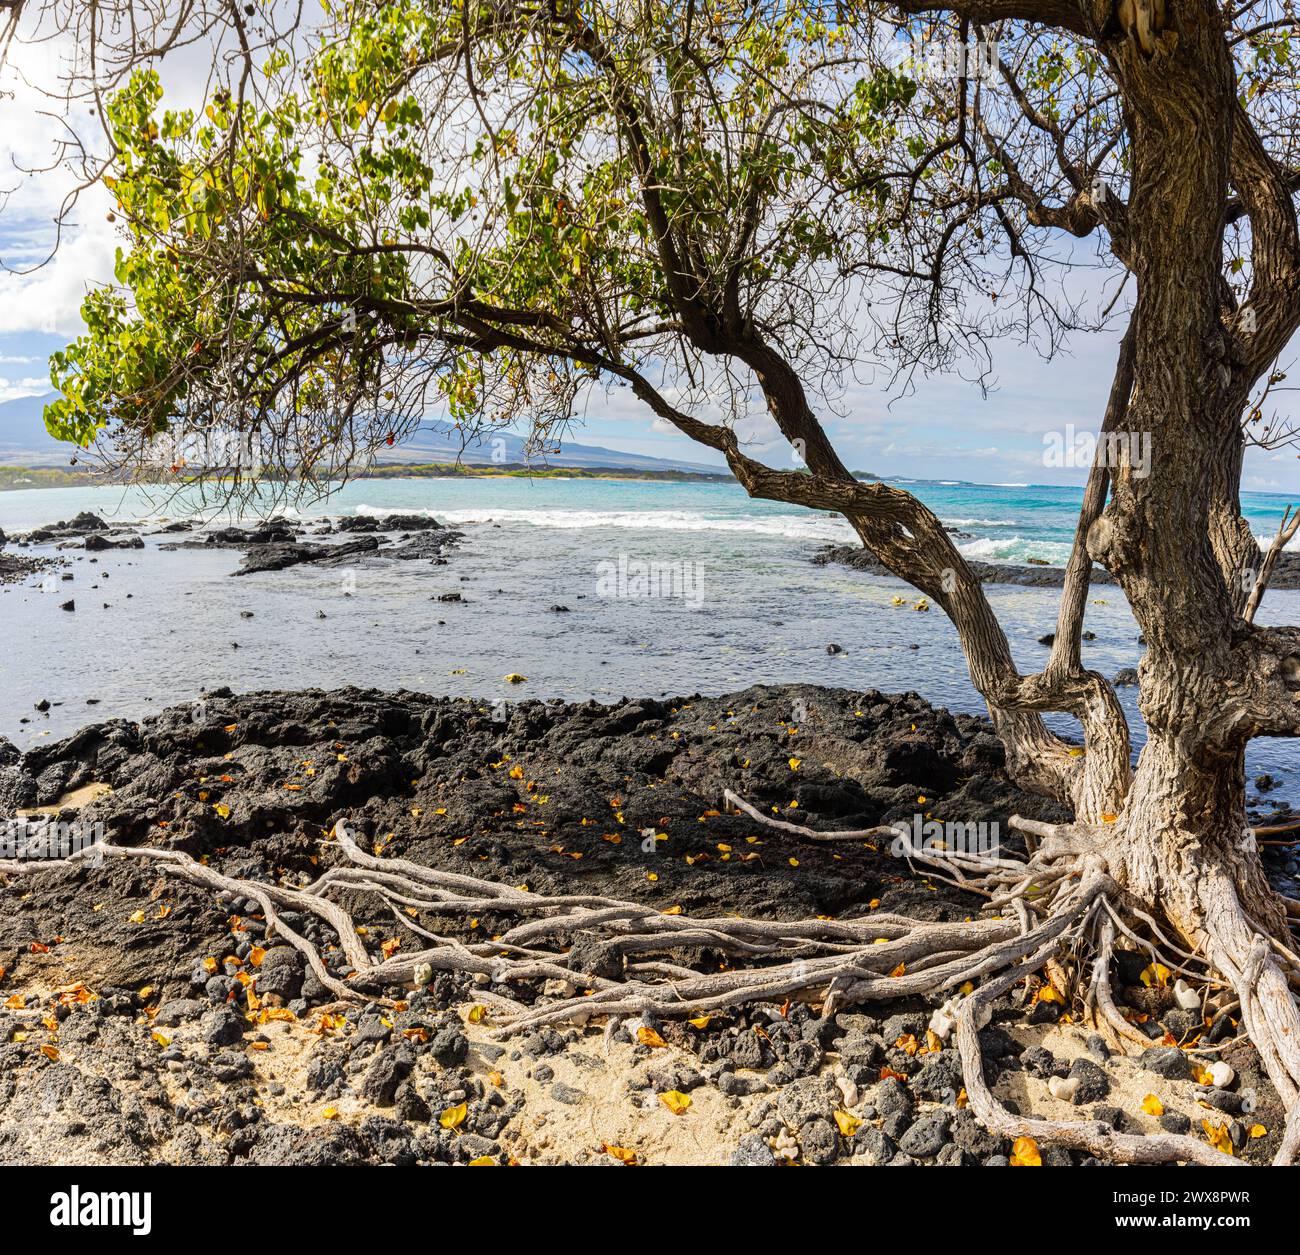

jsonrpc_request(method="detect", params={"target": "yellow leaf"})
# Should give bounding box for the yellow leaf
[658,1090,691,1115]
[202,957,218,974]
[889,962,906,978]
[637,1026,668,1048]
[1202,1119,1234,1156]
[1141,1093,1164,1117]
[128,910,146,924]
[1010,1136,1041,1166]
[833,1110,862,1137]
[1035,985,1064,1005]
[213,803,230,819]
[488,1070,504,1087]
[663,905,683,916]
[601,1143,639,1165]
[1140,962,1171,988]
[467,1156,496,1166]
[687,1015,712,1029]
[1250,1124,1268,1139]
[40,1045,60,1061]
[248,946,267,967]
[503,673,528,684]
[151,1031,171,1048]
[322,1107,340,1120]
[466,1005,487,1024]
[1101,813,1118,823]
[788,758,801,771]
[788,857,799,867]
[440,1102,468,1130]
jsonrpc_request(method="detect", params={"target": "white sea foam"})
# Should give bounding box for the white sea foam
[363,504,859,542]
[351,502,1082,558]
[1253,530,1300,553]
[957,535,1073,565]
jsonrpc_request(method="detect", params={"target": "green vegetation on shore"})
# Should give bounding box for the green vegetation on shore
[0,466,104,491]
[0,461,735,491]
[352,461,732,483]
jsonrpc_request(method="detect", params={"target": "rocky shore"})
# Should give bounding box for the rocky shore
[0,526,52,587]
[814,542,1300,589]
[0,683,1289,1165]
[3,510,463,578]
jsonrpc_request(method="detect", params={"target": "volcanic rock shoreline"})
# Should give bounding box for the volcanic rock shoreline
[0,683,1289,1165]
[1,510,464,579]
[814,542,1300,589]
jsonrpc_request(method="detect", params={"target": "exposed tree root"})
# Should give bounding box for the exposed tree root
[3,800,1298,1166]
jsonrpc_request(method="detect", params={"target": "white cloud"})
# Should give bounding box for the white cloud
[0,374,50,402]
[0,208,119,335]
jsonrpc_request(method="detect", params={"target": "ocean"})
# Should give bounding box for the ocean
[1,475,1296,804]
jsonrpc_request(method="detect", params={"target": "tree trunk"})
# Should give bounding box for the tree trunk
[1105,730,1286,945]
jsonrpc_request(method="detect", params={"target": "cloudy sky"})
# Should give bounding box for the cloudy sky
[1,22,1297,493]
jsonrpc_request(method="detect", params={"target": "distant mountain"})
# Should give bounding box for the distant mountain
[0,393,83,467]
[377,423,722,473]
[0,393,723,475]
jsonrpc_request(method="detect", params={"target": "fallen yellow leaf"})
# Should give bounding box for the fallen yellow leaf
[658,1090,691,1115]
[1010,1135,1041,1166]
[1202,1119,1234,1156]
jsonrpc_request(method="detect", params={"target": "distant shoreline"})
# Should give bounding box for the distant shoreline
[0,462,736,491]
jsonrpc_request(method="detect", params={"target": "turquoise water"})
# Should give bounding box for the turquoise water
[2,474,1296,560]
[0,475,1296,802]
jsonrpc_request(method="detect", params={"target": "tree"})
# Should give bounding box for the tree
[14,0,1300,1162]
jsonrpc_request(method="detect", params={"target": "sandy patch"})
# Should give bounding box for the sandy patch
[16,782,114,816]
